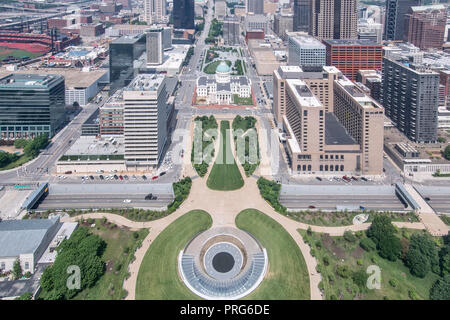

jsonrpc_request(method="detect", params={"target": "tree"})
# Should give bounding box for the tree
[405,233,439,277]
[378,234,402,261]
[444,145,450,161]
[367,215,396,245]
[439,243,450,276]
[13,259,22,280]
[429,275,450,300]
[360,237,376,251]
[406,248,431,277]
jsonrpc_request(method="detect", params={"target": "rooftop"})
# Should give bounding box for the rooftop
[64,135,125,156]
[111,33,145,44]
[126,74,165,91]
[0,218,60,258]
[325,113,358,146]
[286,79,321,107]
[0,68,108,89]
[335,79,383,108]
[324,39,379,46]
[0,73,62,88]
[289,34,325,48]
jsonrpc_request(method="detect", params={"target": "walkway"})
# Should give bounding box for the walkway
[62,114,431,301]
[403,184,449,236]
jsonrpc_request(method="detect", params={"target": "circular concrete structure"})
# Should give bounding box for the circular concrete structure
[178,226,268,300]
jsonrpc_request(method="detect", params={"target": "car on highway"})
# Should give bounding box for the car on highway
[152,176,158,180]
[123,199,131,203]
[119,175,123,180]
[316,177,322,181]
[424,197,431,201]
[308,205,316,209]
[145,193,157,200]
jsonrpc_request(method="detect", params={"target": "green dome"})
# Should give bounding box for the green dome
[216,61,230,73]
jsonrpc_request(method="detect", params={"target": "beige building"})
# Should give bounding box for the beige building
[311,0,357,40]
[248,39,285,76]
[263,0,277,14]
[274,66,384,175]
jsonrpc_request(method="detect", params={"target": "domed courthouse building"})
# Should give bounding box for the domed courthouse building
[196,61,252,105]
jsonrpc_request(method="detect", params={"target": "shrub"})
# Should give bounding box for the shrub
[344,230,357,243]
[357,259,363,266]
[352,269,368,289]
[408,290,418,300]
[336,265,351,279]
[360,237,376,252]
[389,278,398,288]
[429,275,450,300]
[323,256,329,266]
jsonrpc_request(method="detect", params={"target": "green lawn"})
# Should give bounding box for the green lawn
[299,228,440,300]
[207,120,244,190]
[236,209,310,299]
[203,60,231,74]
[135,210,212,299]
[233,94,253,105]
[0,48,44,61]
[0,154,32,171]
[72,219,149,300]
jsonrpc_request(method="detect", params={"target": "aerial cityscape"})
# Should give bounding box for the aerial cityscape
[0,0,449,308]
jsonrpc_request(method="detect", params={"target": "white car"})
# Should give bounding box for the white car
[123,199,131,203]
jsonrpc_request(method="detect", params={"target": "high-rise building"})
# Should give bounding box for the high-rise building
[311,0,358,40]
[146,27,164,65]
[144,0,167,24]
[324,39,383,81]
[215,0,227,20]
[123,74,169,169]
[382,56,440,143]
[0,74,65,140]
[247,0,264,14]
[384,0,419,41]
[403,4,447,50]
[223,16,240,46]
[275,66,384,175]
[293,0,311,33]
[287,33,326,71]
[245,14,269,34]
[333,78,385,174]
[274,13,293,40]
[173,0,195,29]
[109,34,146,93]
[162,27,172,50]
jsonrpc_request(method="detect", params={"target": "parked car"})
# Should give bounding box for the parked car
[123,199,131,203]
[159,171,166,176]
[99,175,104,180]
[316,177,322,181]
[114,175,118,180]
[89,175,94,180]
[361,177,368,182]
[119,175,123,180]
[124,175,129,180]
[64,171,72,174]
[142,175,147,180]
[351,176,358,181]
[152,176,158,180]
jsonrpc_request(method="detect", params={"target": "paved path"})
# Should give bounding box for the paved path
[62,114,429,301]
[403,184,449,236]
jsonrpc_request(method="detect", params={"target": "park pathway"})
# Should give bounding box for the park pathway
[62,115,431,301]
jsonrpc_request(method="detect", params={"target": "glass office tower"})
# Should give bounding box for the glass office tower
[0,73,65,140]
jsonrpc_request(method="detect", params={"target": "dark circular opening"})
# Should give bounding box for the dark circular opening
[212,252,235,273]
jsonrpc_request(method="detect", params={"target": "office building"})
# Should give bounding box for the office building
[293,0,311,33]
[144,0,166,24]
[100,90,124,136]
[273,65,341,126]
[311,0,358,40]
[358,21,383,44]
[162,27,172,50]
[384,0,420,41]
[404,4,447,50]
[245,14,269,34]
[173,0,195,29]
[223,16,240,46]
[357,70,382,103]
[0,74,65,140]
[215,0,227,20]
[248,0,264,14]
[288,33,326,71]
[146,27,164,65]
[324,39,382,81]
[274,13,293,41]
[123,74,169,168]
[109,34,146,93]
[382,56,440,143]
[280,73,384,175]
